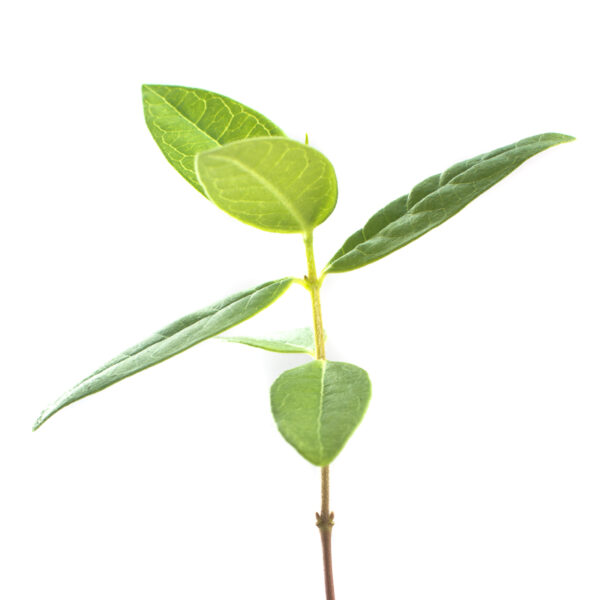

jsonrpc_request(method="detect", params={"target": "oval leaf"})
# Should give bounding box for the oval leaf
[33,278,293,430]
[219,327,316,354]
[142,84,285,196]
[194,137,338,233]
[270,360,371,466]
[325,133,574,273]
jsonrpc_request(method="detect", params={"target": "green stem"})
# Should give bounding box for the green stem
[304,231,335,600]
[304,232,326,361]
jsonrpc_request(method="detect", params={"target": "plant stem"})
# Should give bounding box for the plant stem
[304,232,326,361]
[318,465,335,600]
[304,231,336,600]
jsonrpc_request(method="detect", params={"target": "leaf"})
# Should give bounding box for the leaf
[194,137,338,233]
[270,360,371,466]
[325,133,574,273]
[142,84,285,196]
[33,278,293,430]
[219,327,317,355]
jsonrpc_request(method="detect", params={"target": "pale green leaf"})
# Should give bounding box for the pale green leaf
[34,278,293,430]
[325,133,574,273]
[142,84,285,196]
[194,137,338,233]
[270,360,371,466]
[219,327,316,354]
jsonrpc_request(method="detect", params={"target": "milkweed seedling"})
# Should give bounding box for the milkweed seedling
[34,84,574,600]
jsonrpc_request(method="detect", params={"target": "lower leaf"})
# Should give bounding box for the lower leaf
[33,277,293,430]
[270,360,371,466]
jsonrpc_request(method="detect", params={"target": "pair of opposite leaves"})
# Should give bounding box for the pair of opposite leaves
[33,84,573,468]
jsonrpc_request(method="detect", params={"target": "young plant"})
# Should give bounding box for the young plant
[34,84,573,599]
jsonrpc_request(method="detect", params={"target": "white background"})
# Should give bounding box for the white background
[2,1,599,598]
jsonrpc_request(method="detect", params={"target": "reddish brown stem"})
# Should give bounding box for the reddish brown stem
[316,465,335,600]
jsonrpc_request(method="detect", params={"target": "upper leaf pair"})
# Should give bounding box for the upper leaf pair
[144,85,573,267]
[142,85,337,234]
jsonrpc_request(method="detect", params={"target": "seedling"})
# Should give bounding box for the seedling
[34,84,573,599]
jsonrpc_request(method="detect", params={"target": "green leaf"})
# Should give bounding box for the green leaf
[142,84,285,196]
[219,327,317,355]
[194,137,338,233]
[270,360,371,466]
[33,278,293,430]
[325,133,574,273]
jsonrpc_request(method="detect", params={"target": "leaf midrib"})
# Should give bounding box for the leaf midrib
[206,153,310,232]
[145,85,221,145]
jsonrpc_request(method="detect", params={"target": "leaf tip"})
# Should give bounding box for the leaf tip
[31,413,45,432]
[140,83,154,96]
[537,132,575,146]
[552,132,576,143]
[32,403,57,430]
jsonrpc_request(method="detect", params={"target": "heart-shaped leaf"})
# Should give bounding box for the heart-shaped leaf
[270,360,371,466]
[142,84,285,196]
[34,278,293,430]
[194,137,338,233]
[220,327,317,354]
[325,133,574,273]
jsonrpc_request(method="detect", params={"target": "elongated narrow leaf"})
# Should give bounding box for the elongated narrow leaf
[142,85,285,196]
[194,137,338,233]
[325,133,574,273]
[220,327,317,354]
[270,360,371,466]
[34,278,293,430]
